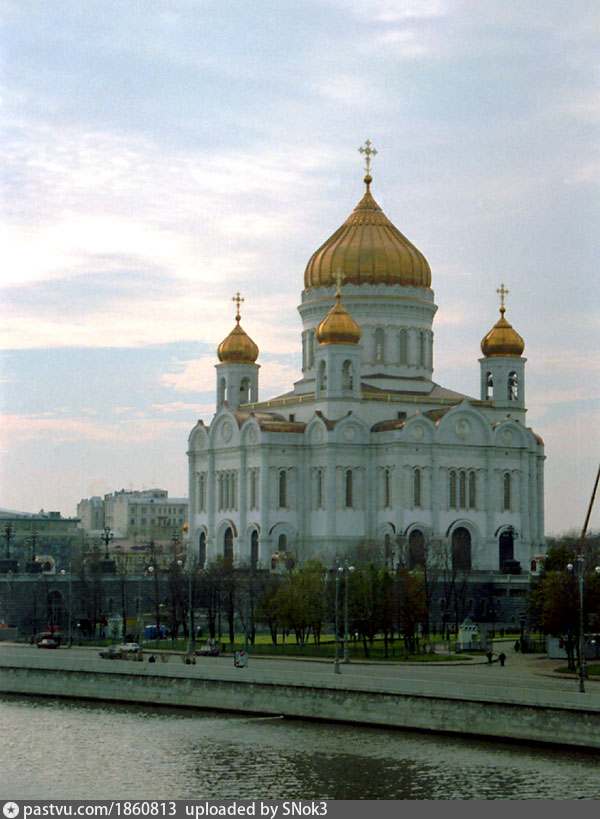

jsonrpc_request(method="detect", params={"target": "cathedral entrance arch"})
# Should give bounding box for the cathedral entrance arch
[451,527,472,571]
[223,527,233,566]
[251,529,259,570]
[198,530,206,569]
[499,529,515,571]
[408,529,425,570]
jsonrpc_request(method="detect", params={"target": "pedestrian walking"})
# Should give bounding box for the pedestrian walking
[486,650,493,665]
[499,652,506,667]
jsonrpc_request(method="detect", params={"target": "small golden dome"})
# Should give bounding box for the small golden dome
[316,290,361,346]
[304,176,431,290]
[217,293,259,363]
[481,308,524,358]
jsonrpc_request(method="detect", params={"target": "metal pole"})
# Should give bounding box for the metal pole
[187,560,194,657]
[334,568,340,674]
[137,570,144,661]
[343,563,351,664]
[579,555,586,690]
[67,563,72,648]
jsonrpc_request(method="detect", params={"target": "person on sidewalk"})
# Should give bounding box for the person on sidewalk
[486,650,493,665]
[499,652,506,666]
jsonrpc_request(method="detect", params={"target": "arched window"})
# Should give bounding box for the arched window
[199,531,206,569]
[278,533,287,553]
[375,328,384,363]
[451,527,472,571]
[223,527,233,567]
[249,469,258,510]
[459,470,467,508]
[384,468,391,508]
[318,360,327,391]
[468,471,476,509]
[240,377,250,403]
[419,331,426,367]
[449,470,457,509]
[413,468,421,508]
[485,372,494,400]
[503,473,511,511]
[218,473,224,510]
[223,473,230,510]
[399,329,408,364]
[408,529,425,570]
[250,530,259,571]
[316,469,324,509]
[508,371,518,401]
[345,469,353,508]
[198,473,206,512]
[218,377,226,406]
[342,360,353,390]
[499,529,514,570]
[308,330,316,368]
[278,470,287,509]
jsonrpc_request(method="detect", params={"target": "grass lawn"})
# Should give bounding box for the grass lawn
[555,663,600,677]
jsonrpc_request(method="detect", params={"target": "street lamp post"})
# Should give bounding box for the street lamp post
[101,527,114,560]
[60,565,73,647]
[342,562,354,664]
[334,566,340,674]
[567,558,600,693]
[137,564,153,661]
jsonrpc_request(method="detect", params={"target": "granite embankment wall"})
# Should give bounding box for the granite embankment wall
[1,656,599,750]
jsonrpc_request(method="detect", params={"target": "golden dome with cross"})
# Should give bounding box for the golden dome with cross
[480,285,525,358]
[304,140,432,290]
[217,293,259,363]
[316,272,361,345]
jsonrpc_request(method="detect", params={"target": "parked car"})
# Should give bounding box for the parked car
[196,640,221,657]
[99,642,139,660]
[37,637,60,649]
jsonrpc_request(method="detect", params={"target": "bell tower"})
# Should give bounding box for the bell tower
[215,293,260,410]
[479,284,526,411]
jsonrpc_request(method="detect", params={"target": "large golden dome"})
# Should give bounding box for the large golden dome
[481,308,524,358]
[316,291,361,345]
[304,175,431,290]
[217,295,259,363]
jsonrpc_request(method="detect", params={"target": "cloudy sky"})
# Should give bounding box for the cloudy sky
[1,0,598,535]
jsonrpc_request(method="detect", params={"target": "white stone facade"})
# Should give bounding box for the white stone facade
[188,188,545,575]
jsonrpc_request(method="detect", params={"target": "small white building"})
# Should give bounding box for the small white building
[187,155,545,574]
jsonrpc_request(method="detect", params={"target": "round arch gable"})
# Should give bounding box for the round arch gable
[437,405,491,446]
[403,414,436,444]
[491,418,530,449]
[188,423,209,453]
[240,419,262,445]
[207,411,241,449]
[305,417,329,444]
[333,414,370,445]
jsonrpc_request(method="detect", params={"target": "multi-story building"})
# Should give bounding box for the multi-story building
[83,489,189,539]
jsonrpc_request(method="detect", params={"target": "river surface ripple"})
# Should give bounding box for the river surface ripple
[1,695,599,800]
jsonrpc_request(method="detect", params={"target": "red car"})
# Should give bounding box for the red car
[37,637,60,649]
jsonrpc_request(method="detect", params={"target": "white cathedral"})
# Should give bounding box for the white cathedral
[187,145,545,575]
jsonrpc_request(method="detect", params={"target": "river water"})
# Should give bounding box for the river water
[2,695,599,800]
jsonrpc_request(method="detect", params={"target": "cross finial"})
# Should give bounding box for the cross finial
[333,268,344,300]
[358,139,377,175]
[232,292,244,322]
[496,283,509,314]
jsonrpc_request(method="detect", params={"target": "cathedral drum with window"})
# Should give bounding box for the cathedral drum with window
[187,146,545,575]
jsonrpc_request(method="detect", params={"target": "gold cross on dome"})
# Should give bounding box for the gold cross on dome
[496,283,509,312]
[358,139,377,174]
[334,268,344,297]
[232,292,244,321]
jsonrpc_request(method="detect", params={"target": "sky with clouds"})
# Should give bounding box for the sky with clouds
[1,0,598,534]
